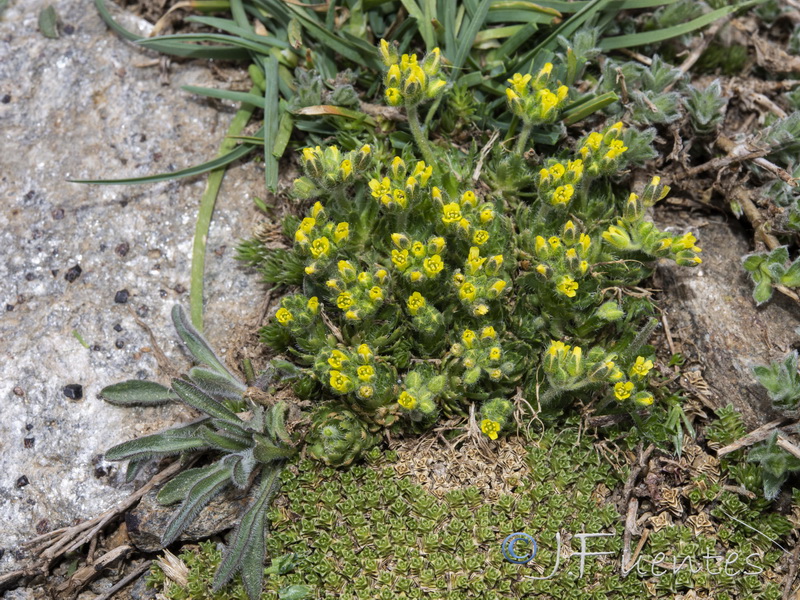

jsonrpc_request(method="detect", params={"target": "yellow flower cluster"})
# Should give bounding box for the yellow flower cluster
[295,144,371,194]
[601,217,702,267]
[532,220,592,299]
[435,188,496,240]
[450,326,507,383]
[293,202,351,275]
[390,233,446,283]
[379,40,447,107]
[609,355,656,406]
[578,121,629,176]
[504,64,569,125]
[368,157,433,211]
[323,343,386,406]
[325,262,389,322]
[538,159,584,207]
[273,293,320,334]
[452,247,509,317]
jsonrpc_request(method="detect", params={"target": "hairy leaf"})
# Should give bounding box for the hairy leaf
[172,379,243,424]
[157,464,225,506]
[172,305,241,382]
[100,380,178,406]
[189,367,247,400]
[162,463,233,546]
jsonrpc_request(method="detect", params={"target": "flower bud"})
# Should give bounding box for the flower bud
[379,39,398,66]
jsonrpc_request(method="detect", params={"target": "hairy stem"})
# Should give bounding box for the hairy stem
[407,104,436,167]
[515,122,534,155]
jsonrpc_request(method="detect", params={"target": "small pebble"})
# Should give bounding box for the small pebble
[115,242,129,257]
[63,24,74,34]
[6,304,13,311]
[1,94,10,104]
[174,283,186,294]
[25,423,33,430]
[13,387,24,397]
[114,289,129,304]
[136,305,149,318]
[25,273,35,281]
[64,264,82,283]
[16,475,29,488]
[113,323,123,332]
[63,384,83,400]
[51,207,65,220]
[23,437,34,449]
[36,519,49,534]
[159,289,167,298]
[115,339,125,349]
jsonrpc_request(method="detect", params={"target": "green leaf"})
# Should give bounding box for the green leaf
[262,55,281,192]
[279,585,314,600]
[267,402,292,445]
[162,463,233,545]
[561,91,619,125]
[105,432,209,462]
[172,305,240,381]
[182,85,266,108]
[212,467,282,599]
[172,379,243,424]
[253,433,296,463]
[184,16,291,51]
[599,4,747,50]
[69,141,255,185]
[189,367,247,400]
[38,5,59,38]
[781,259,800,287]
[100,380,178,406]
[199,425,253,452]
[293,105,377,126]
[157,464,224,505]
[125,458,147,483]
[743,253,766,272]
[452,0,492,72]
[753,278,775,305]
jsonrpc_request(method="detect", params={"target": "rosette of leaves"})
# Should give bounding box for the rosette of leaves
[101,306,297,600]
[305,404,381,467]
[748,432,800,500]
[752,351,800,416]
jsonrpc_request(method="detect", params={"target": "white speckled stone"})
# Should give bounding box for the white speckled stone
[0,0,269,578]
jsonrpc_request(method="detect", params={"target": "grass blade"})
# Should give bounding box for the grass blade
[182,85,266,107]
[452,0,491,72]
[562,91,619,124]
[262,55,281,193]
[599,4,752,50]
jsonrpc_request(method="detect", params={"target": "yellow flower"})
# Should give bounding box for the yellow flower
[585,132,603,151]
[357,344,373,361]
[479,207,495,223]
[337,292,354,310]
[462,329,477,347]
[407,292,426,316]
[310,237,330,259]
[538,88,558,115]
[567,158,584,179]
[357,365,375,381]
[489,369,503,381]
[473,303,489,316]
[481,326,496,339]
[392,189,407,208]
[556,276,579,298]
[385,87,402,106]
[275,308,293,325]
[311,201,324,218]
[579,233,591,254]
[614,381,634,401]
[307,296,319,314]
[299,217,316,234]
[333,222,350,243]
[442,202,463,224]
[369,177,391,199]
[423,255,443,277]
[392,249,410,270]
[432,186,443,202]
[398,391,417,410]
[490,280,507,296]
[604,139,628,161]
[473,230,490,246]
[549,163,565,179]
[551,184,574,205]
[411,241,426,257]
[375,269,388,282]
[630,356,654,378]
[461,190,477,207]
[507,73,531,95]
[489,347,502,361]
[302,147,317,162]
[536,264,548,276]
[340,159,352,179]
[329,370,353,393]
[369,286,384,302]
[459,282,477,302]
[548,340,570,356]
[548,236,561,250]
[358,385,374,399]
[386,64,401,87]
[535,236,547,255]
[466,246,486,274]
[391,156,405,177]
[328,349,348,369]
[481,419,501,440]
[294,230,309,244]
[345,310,360,321]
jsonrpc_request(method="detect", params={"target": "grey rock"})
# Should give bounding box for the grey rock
[126,486,250,552]
[654,212,800,430]
[0,0,268,576]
